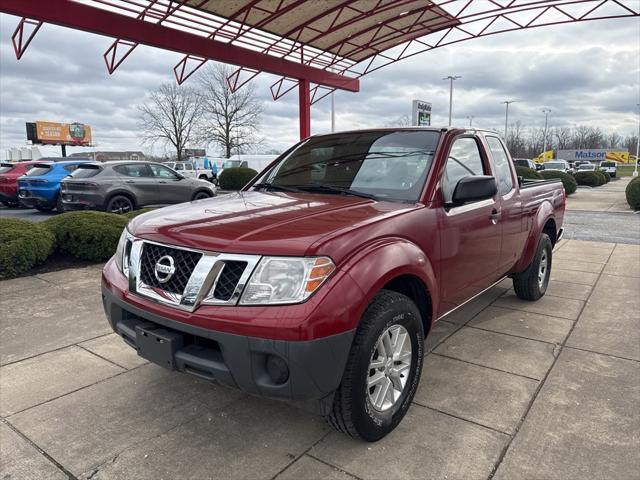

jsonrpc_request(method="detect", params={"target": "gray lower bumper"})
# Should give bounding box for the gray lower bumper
[102,286,354,413]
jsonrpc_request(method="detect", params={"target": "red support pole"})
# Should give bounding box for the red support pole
[299,79,311,140]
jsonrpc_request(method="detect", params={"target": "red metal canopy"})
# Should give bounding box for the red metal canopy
[2,0,639,139]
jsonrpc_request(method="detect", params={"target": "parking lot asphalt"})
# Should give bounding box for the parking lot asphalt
[1,238,639,480]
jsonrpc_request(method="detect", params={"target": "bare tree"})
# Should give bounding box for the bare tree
[198,63,263,158]
[138,83,202,162]
[385,115,412,127]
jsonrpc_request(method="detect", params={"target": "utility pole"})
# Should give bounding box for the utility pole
[443,75,461,126]
[542,108,551,161]
[502,100,516,138]
[466,115,474,127]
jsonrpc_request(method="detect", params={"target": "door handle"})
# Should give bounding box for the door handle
[159,180,167,184]
[125,180,135,184]
[490,209,501,224]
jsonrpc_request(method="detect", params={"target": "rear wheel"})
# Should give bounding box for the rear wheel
[56,195,65,213]
[327,290,424,441]
[513,233,552,301]
[106,195,134,214]
[35,204,54,212]
[192,190,211,201]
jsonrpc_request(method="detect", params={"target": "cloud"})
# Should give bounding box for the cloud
[0,11,638,159]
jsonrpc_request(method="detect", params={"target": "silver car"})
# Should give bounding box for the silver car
[60,161,216,213]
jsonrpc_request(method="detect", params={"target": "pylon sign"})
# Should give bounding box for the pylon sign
[412,100,431,126]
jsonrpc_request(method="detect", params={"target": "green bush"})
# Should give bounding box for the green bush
[124,207,156,220]
[514,166,542,180]
[599,170,611,183]
[0,218,55,279]
[44,211,128,261]
[626,176,640,210]
[574,171,602,187]
[594,171,607,185]
[539,170,578,195]
[218,167,258,190]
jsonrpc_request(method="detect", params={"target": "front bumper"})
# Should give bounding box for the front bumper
[102,285,354,412]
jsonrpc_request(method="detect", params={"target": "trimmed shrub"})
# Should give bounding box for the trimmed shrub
[626,176,640,210]
[539,170,578,195]
[600,170,611,183]
[218,167,258,190]
[574,171,602,187]
[44,211,128,261]
[0,218,55,279]
[124,207,156,220]
[594,171,607,185]
[515,166,542,180]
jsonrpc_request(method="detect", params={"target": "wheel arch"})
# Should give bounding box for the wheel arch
[342,238,439,335]
[513,200,556,273]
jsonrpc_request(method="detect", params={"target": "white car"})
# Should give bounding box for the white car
[577,163,596,172]
[543,160,572,173]
[166,161,214,181]
[599,161,617,177]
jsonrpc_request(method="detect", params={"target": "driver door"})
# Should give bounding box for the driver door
[437,136,501,313]
[148,164,190,204]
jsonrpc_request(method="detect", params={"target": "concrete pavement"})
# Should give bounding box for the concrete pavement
[1,239,639,480]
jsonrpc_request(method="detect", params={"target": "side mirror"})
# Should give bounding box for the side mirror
[451,175,497,206]
[176,173,185,180]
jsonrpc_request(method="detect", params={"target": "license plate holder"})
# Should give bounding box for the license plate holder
[135,324,184,369]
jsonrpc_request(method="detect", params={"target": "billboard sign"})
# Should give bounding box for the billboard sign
[412,100,432,126]
[26,121,92,146]
[184,148,206,157]
[556,149,630,163]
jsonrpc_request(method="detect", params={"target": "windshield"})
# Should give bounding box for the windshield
[578,164,594,170]
[601,162,615,167]
[25,164,52,176]
[252,130,440,202]
[513,160,530,167]
[545,162,565,169]
[70,165,101,178]
[0,163,15,174]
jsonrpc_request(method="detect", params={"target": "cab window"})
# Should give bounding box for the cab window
[442,137,486,203]
[485,136,514,195]
[184,164,193,171]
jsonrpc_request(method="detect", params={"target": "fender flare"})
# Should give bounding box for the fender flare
[513,200,555,273]
[340,237,439,330]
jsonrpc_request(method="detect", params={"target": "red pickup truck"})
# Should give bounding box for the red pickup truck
[102,127,565,441]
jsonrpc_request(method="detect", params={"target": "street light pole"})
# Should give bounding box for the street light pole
[502,100,516,138]
[634,103,639,177]
[542,108,551,161]
[443,75,461,126]
[467,115,474,127]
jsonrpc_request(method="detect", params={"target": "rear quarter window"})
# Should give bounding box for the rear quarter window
[25,165,52,176]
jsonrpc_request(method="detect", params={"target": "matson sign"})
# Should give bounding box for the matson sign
[557,149,630,163]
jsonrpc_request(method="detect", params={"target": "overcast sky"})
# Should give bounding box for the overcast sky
[0,7,638,159]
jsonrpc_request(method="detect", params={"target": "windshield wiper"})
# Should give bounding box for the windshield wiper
[294,184,378,200]
[251,182,303,192]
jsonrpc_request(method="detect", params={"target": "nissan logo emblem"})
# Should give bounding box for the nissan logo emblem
[154,255,176,283]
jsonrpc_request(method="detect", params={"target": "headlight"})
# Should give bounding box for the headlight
[114,228,133,277]
[239,256,335,305]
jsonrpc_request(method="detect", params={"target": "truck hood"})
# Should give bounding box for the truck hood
[128,190,416,257]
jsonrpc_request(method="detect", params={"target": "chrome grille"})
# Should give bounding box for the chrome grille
[212,261,247,301]
[139,243,202,295]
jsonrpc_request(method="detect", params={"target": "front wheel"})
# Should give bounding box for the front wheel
[327,290,424,441]
[35,204,54,212]
[512,233,552,301]
[192,190,212,201]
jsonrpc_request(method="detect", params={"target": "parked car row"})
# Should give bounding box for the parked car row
[0,159,216,213]
[514,158,618,177]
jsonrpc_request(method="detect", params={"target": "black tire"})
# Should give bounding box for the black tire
[106,195,134,214]
[2,201,20,208]
[56,195,65,213]
[192,190,212,201]
[35,204,54,212]
[512,233,552,301]
[327,290,424,441]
